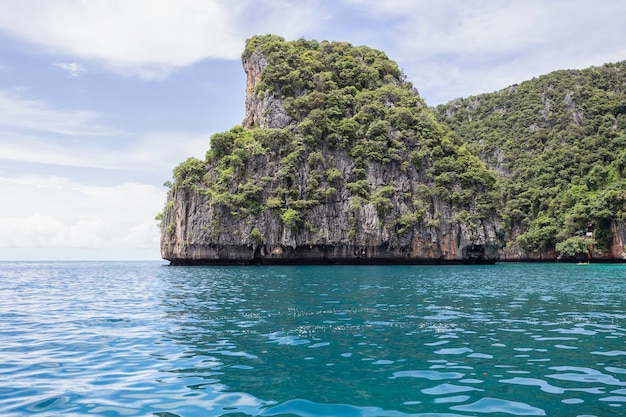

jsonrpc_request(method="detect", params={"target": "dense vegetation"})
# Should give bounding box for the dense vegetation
[437,62,626,255]
[166,35,626,259]
[169,35,497,245]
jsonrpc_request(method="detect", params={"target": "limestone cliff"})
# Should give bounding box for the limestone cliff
[160,35,501,265]
[242,50,292,129]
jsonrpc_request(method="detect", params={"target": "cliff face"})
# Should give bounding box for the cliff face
[161,159,499,265]
[160,35,501,265]
[242,51,292,129]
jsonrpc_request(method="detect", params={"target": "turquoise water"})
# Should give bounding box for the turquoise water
[1,262,625,416]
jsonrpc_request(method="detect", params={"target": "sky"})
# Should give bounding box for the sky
[1,0,625,261]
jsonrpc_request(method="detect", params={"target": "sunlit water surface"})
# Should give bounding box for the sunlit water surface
[0,262,625,416]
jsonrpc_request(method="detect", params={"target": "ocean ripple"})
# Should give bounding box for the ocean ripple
[1,261,625,416]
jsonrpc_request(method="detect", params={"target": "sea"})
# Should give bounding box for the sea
[0,261,625,417]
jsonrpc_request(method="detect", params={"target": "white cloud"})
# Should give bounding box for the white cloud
[0,89,203,260]
[122,219,162,249]
[0,0,325,79]
[344,0,626,104]
[127,132,212,170]
[0,175,164,257]
[0,0,623,98]
[53,61,86,77]
[0,90,210,171]
[0,130,210,172]
[0,91,110,136]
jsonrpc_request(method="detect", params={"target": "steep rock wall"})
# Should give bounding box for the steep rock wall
[161,198,501,265]
[242,51,292,129]
[609,221,626,260]
[160,36,502,265]
[161,153,501,265]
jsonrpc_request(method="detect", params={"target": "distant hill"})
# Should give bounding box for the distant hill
[436,62,626,260]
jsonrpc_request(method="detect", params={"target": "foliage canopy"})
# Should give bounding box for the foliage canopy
[167,35,497,241]
[438,62,626,253]
[164,36,626,257]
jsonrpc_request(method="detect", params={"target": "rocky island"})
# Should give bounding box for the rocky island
[159,35,626,265]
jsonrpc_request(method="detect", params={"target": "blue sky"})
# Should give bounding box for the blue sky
[1,0,625,260]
